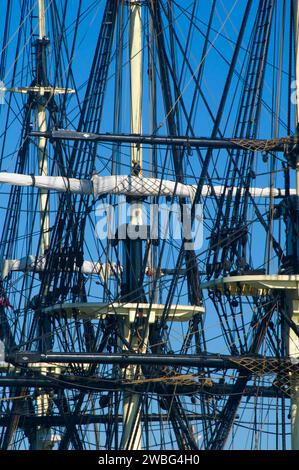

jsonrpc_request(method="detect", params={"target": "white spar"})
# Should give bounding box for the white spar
[0,172,294,199]
[0,256,122,280]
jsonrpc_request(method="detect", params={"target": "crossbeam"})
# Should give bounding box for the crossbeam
[41,302,204,322]
[200,274,299,296]
[0,86,75,95]
[7,351,297,370]
[29,129,297,153]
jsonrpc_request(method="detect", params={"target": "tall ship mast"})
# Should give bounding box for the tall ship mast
[0,0,299,451]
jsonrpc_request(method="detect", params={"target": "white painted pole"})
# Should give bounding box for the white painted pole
[35,0,51,450]
[290,0,299,450]
[37,98,49,253]
[122,0,144,450]
[122,321,145,450]
[37,0,50,254]
[129,1,142,172]
[38,0,46,38]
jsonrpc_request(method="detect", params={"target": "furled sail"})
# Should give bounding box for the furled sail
[0,172,294,199]
[0,256,122,280]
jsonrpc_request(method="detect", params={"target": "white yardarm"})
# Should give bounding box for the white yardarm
[0,172,293,198]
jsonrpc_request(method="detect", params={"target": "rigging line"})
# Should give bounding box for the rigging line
[57,339,113,450]
[11,219,122,348]
[0,92,32,137]
[2,0,55,84]
[157,0,222,207]
[215,11,255,140]
[208,0,274,281]
[203,43,284,272]
[0,1,290,452]
[172,0,199,99]
[62,0,118,179]
[171,0,291,135]
[0,0,12,80]
[154,12,225,242]
[5,302,209,436]
[158,209,272,347]
[155,0,239,132]
[0,4,33,169]
[0,395,30,402]
[33,0,118,320]
[38,44,211,356]
[49,0,93,121]
[63,0,191,126]
[137,8,288,242]
[27,207,268,336]
[48,0,73,100]
[267,0,286,272]
[149,2,208,319]
[177,0,216,137]
[207,301,278,449]
[59,0,100,36]
[218,0,240,37]
[0,1,36,58]
[172,0,291,78]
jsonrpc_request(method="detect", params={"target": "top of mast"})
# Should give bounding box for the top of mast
[37,0,46,39]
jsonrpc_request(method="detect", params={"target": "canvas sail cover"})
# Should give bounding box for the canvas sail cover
[0,172,293,199]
